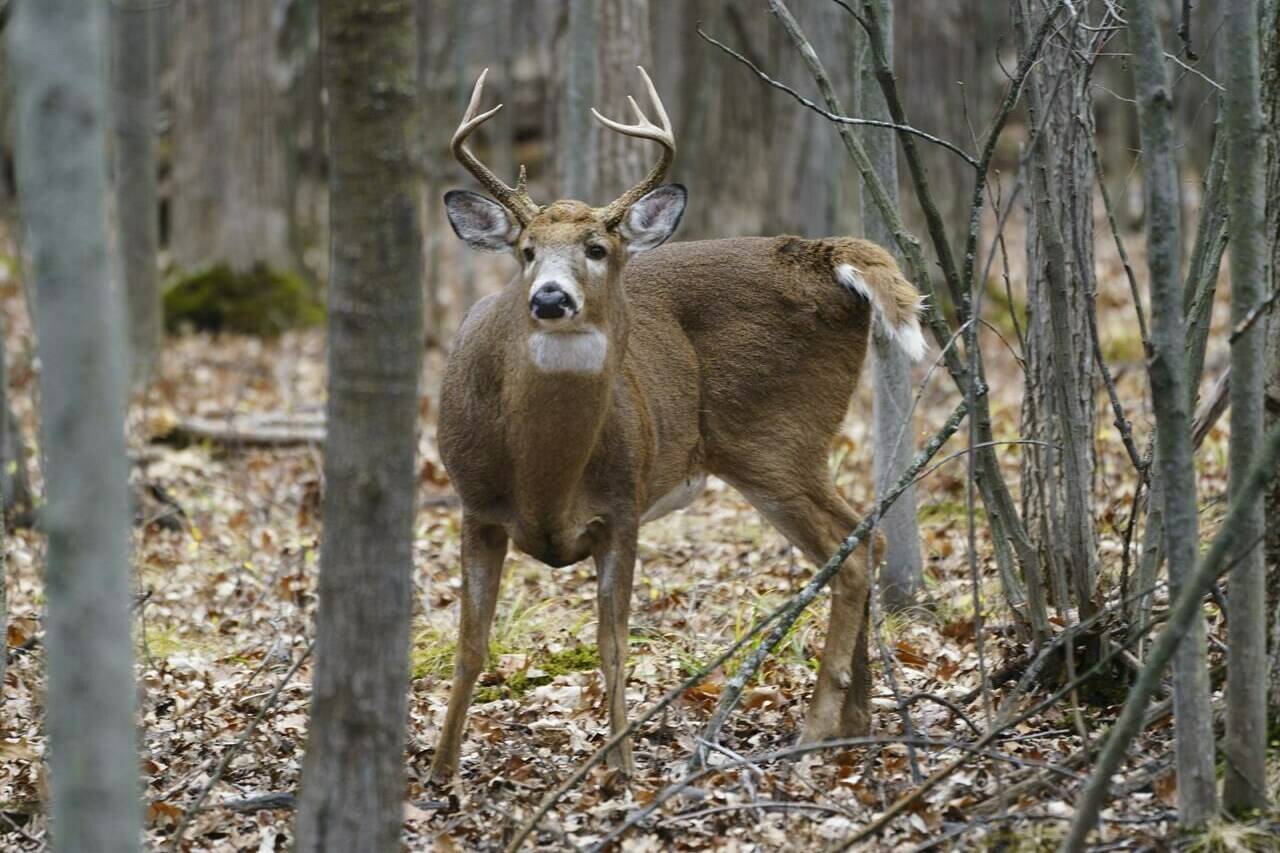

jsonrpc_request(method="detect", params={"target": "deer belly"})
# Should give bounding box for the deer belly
[641,473,707,524]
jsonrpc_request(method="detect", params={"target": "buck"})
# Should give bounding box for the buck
[429,67,924,783]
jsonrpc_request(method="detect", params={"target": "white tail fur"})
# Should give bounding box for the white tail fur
[835,263,927,362]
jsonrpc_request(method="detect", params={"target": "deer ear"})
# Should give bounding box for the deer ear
[619,184,686,254]
[444,190,521,252]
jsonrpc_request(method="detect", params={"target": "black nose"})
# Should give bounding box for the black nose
[530,283,575,319]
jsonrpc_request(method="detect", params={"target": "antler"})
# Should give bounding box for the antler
[592,66,676,227]
[452,69,540,226]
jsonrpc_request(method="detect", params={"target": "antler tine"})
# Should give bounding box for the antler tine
[451,69,539,226]
[592,66,677,227]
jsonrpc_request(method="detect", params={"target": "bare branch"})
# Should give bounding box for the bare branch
[695,28,979,168]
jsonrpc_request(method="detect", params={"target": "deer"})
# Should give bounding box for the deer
[428,67,925,784]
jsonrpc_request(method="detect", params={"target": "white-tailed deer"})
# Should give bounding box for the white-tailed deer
[429,68,924,782]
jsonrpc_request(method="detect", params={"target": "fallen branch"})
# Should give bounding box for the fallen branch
[155,413,325,447]
[167,640,314,852]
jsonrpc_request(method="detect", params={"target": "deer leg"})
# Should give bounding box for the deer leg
[594,528,638,775]
[733,482,877,743]
[428,516,507,784]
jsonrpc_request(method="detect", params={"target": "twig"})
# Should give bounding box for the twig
[1229,289,1278,343]
[692,400,973,763]
[167,640,314,852]
[591,735,1082,852]
[695,29,978,167]
[1064,424,1280,847]
[1191,368,1230,448]
[502,400,972,853]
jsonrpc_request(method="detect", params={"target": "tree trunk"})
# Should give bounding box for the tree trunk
[596,0,652,198]
[9,1,140,850]
[1127,0,1217,825]
[109,0,160,388]
[1221,0,1269,813]
[558,0,600,201]
[294,0,423,848]
[170,0,290,272]
[418,0,445,347]
[1261,0,1280,717]
[862,0,922,611]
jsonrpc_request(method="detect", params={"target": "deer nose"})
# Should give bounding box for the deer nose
[530,283,576,320]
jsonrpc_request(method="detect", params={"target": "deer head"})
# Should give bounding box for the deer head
[444,67,685,370]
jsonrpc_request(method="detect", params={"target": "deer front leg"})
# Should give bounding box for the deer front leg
[594,528,638,775]
[429,516,507,785]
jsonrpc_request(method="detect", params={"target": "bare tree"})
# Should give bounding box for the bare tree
[1222,0,1269,814]
[1126,0,1217,825]
[109,0,160,387]
[862,0,922,610]
[1015,1,1099,637]
[10,0,140,850]
[170,0,290,272]
[293,0,423,847]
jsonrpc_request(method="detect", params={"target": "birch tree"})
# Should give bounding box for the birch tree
[10,0,140,850]
[1222,0,1269,813]
[862,0,922,610]
[1126,0,1216,824]
[109,0,160,387]
[294,0,423,847]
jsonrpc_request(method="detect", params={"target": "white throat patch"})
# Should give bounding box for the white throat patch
[527,328,609,374]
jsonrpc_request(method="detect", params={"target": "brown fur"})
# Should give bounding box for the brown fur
[429,214,910,782]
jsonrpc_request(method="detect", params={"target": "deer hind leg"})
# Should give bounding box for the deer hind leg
[731,479,878,743]
[429,516,507,785]
[593,528,638,775]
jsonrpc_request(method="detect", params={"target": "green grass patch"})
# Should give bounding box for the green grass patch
[471,644,601,704]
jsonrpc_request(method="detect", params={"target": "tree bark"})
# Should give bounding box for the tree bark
[1222,0,1269,815]
[109,0,160,388]
[9,0,140,850]
[294,0,423,849]
[1260,0,1280,717]
[1015,1,1099,629]
[596,0,652,199]
[558,0,600,202]
[1127,0,1217,825]
[170,0,290,272]
[862,0,922,611]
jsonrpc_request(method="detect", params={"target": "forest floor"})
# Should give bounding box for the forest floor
[1,230,1277,852]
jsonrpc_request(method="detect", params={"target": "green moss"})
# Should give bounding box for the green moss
[472,644,601,704]
[163,263,323,335]
[919,499,988,525]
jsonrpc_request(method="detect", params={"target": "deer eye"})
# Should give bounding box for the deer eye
[522,246,535,263]
[585,244,608,261]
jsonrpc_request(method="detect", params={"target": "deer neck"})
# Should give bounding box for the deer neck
[502,321,622,545]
